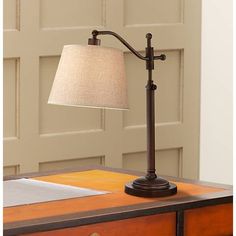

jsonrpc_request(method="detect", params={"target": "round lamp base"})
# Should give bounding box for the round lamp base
[125,176,177,198]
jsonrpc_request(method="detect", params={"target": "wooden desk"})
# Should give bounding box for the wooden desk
[4,166,233,236]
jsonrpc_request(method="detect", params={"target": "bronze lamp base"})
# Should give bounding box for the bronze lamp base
[125,176,177,198]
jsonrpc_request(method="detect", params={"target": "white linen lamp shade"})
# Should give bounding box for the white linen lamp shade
[48,45,128,110]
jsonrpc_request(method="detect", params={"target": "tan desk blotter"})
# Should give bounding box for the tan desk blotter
[4,178,109,207]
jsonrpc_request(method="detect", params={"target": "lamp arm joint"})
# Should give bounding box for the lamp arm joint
[92,30,147,61]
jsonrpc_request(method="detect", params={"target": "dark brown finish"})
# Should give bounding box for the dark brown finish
[91,30,147,61]
[90,30,177,197]
[88,38,101,46]
[125,180,177,197]
[4,166,232,236]
[176,210,184,236]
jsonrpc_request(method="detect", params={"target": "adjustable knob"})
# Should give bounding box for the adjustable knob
[154,54,166,61]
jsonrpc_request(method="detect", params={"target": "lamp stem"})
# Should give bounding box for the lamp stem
[145,33,157,180]
[146,71,157,180]
[124,32,176,197]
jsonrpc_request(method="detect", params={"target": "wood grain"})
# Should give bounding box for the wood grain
[184,203,233,236]
[22,212,176,236]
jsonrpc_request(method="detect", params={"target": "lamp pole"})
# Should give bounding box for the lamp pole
[89,30,177,197]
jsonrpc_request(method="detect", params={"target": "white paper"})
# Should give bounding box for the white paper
[4,178,109,207]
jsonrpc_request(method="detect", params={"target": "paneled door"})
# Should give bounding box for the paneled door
[4,0,201,179]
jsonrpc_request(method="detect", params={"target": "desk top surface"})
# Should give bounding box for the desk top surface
[4,166,232,235]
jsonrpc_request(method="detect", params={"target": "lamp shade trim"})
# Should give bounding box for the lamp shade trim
[48,101,129,110]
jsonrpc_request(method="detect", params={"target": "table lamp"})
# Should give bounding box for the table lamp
[48,30,177,197]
